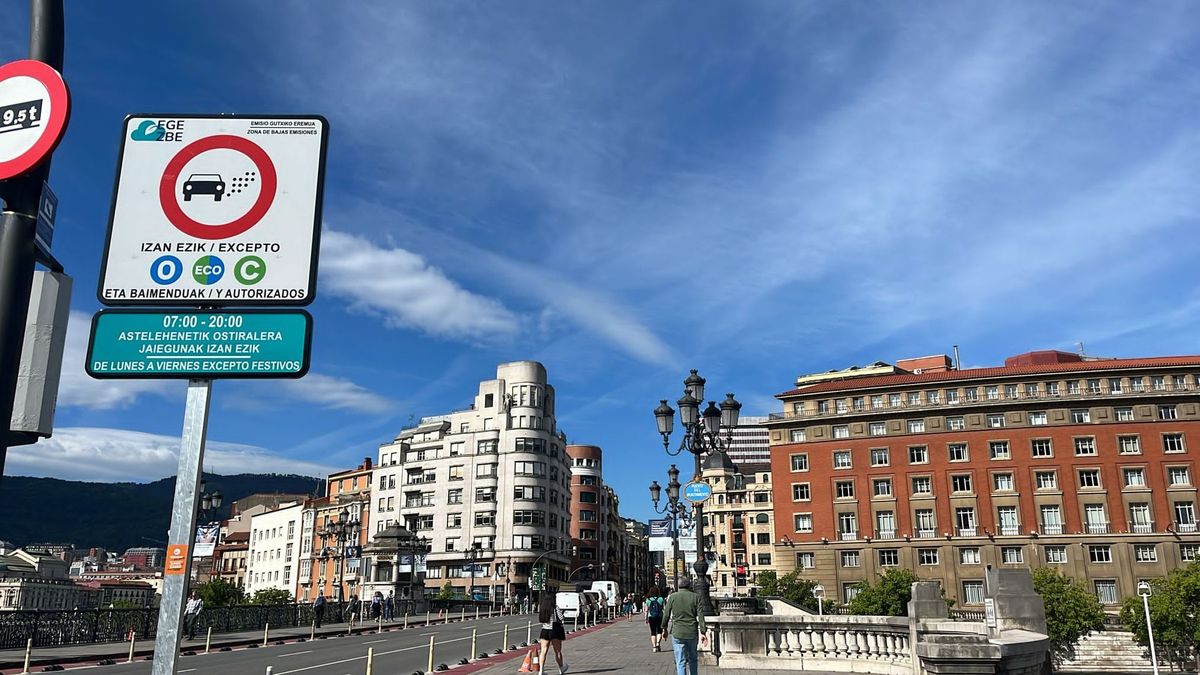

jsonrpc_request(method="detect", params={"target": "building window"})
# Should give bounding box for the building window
[987,414,1005,428]
[963,581,985,605]
[476,463,498,479]
[951,474,973,493]
[1044,545,1067,564]
[833,425,850,439]
[927,391,940,404]
[1087,379,1102,394]
[1135,545,1158,563]
[513,461,546,477]
[986,441,1009,460]
[578,510,597,522]
[1181,544,1200,562]
[890,394,902,407]
[998,506,1020,535]
[1175,502,1197,531]
[870,448,890,466]
[949,444,969,462]
[1078,470,1102,488]
[790,428,806,443]
[873,479,893,497]
[908,419,926,433]
[1108,379,1123,394]
[871,395,884,409]
[840,551,861,568]
[1005,384,1019,399]
[946,389,960,403]
[1116,407,1135,422]
[947,416,965,431]
[852,397,866,411]
[835,481,855,499]
[915,509,936,536]
[1085,504,1108,533]
[1031,439,1053,458]
[837,400,849,414]
[879,549,899,567]
[797,552,815,569]
[447,513,462,528]
[869,422,886,436]
[1089,545,1113,564]
[512,510,545,526]
[1071,410,1091,424]
[909,446,929,464]
[1164,434,1186,453]
[1001,546,1024,564]
[1124,468,1146,487]
[1028,411,1048,426]
[833,451,853,469]
[1169,467,1191,486]
[1095,581,1118,605]
[1130,503,1152,532]
[965,388,979,401]
[790,454,809,471]
[577,491,596,503]
[918,549,939,566]
[1045,382,1060,396]
[843,583,860,603]
[876,511,896,538]
[959,548,980,565]
[912,476,932,495]
[792,483,811,501]
[817,400,830,414]
[955,507,977,534]
[993,473,1015,491]
[908,392,922,405]
[986,386,999,400]
[794,514,813,533]
[1066,380,1080,395]
[1159,405,1179,421]
[475,487,496,503]
[474,511,496,527]
[838,512,858,538]
[1118,436,1141,455]
[1074,438,1097,456]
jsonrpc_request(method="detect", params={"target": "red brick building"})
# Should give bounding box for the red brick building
[767,350,1200,609]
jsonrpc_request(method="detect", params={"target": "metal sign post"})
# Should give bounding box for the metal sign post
[150,379,211,675]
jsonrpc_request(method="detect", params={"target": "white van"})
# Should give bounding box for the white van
[556,591,586,619]
[590,580,620,607]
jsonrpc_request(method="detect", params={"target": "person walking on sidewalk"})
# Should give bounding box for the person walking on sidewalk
[313,592,326,628]
[183,592,204,640]
[536,593,568,674]
[645,586,666,652]
[384,591,395,620]
[662,577,707,675]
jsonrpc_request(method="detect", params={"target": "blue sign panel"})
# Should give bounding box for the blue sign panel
[683,481,713,503]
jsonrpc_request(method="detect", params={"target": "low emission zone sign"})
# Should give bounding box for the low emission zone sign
[86,309,312,379]
[98,113,328,306]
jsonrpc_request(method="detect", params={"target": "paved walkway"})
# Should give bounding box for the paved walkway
[467,615,820,675]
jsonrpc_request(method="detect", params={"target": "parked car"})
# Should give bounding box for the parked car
[556,591,586,619]
[591,581,621,608]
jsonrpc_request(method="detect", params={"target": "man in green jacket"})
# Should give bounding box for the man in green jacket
[662,577,706,675]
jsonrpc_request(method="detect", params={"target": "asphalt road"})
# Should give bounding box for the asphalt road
[75,614,548,675]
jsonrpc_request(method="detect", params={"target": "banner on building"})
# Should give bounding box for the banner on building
[192,524,219,558]
[649,519,672,537]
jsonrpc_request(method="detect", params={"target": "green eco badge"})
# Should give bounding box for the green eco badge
[191,255,225,285]
[234,255,266,285]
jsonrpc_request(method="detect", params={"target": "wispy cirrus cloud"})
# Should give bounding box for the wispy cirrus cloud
[278,372,394,414]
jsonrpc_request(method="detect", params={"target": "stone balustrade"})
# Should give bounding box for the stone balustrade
[708,614,916,674]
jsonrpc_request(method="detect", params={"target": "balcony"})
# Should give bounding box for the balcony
[1086,522,1109,534]
[999,525,1021,536]
[916,529,936,539]
[957,527,977,537]
[1176,522,1198,534]
[1041,524,1063,535]
[876,530,896,540]
[839,531,858,541]
[1131,522,1155,534]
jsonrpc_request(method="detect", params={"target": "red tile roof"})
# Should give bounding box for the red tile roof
[777,356,1200,398]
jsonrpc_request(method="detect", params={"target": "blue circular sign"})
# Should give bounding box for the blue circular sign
[684,481,713,503]
[149,255,183,285]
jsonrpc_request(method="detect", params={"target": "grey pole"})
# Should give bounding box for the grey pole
[0,0,65,487]
[150,380,212,675]
[691,451,713,616]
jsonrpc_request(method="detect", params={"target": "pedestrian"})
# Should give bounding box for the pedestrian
[371,591,383,620]
[347,594,361,627]
[662,577,707,675]
[183,591,204,640]
[536,592,568,674]
[384,591,395,620]
[313,591,326,628]
[645,586,666,652]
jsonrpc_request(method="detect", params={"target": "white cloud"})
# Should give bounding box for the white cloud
[320,230,518,342]
[57,310,178,410]
[278,373,394,414]
[7,427,336,482]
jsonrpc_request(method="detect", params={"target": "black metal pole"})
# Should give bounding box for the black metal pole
[671,509,680,592]
[0,0,65,486]
[692,449,713,616]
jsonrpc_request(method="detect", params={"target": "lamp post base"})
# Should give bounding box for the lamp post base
[694,558,715,616]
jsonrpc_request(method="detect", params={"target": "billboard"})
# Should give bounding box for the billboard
[192,524,219,558]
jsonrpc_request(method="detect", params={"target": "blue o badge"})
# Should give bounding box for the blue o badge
[150,255,183,285]
[191,255,225,285]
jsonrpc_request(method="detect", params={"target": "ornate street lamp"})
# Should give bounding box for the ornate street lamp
[653,370,740,616]
[650,465,693,593]
[319,508,361,606]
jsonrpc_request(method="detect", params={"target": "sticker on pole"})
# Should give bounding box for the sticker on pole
[0,60,70,180]
[98,114,328,306]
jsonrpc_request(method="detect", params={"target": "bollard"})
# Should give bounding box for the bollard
[426,635,436,674]
[527,620,532,645]
[126,631,135,664]
[460,607,466,623]
[265,668,273,675]
[23,637,32,673]
[365,646,374,675]
[470,628,477,661]
[502,624,509,652]
[573,613,578,632]
[311,622,316,641]
[206,626,213,654]
[263,623,270,646]
[404,612,409,630]
[425,610,431,627]
[377,616,383,635]
[475,606,480,621]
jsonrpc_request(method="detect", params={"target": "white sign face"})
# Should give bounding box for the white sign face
[0,60,71,180]
[98,114,328,306]
[984,598,997,627]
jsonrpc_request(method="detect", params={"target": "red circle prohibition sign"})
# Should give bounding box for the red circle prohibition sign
[0,60,71,180]
[159,134,277,240]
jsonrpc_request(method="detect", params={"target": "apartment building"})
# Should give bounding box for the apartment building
[767,350,1200,609]
[245,501,304,597]
[724,416,772,467]
[370,361,573,604]
[298,460,372,603]
[697,453,775,597]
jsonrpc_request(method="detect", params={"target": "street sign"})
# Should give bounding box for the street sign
[683,481,713,503]
[530,565,546,591]
[98,114,328,306]
[35,181,56,255]
[0,60,70,180]
[86,309,312,379]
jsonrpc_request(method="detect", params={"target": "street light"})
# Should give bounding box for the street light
[654,371,741,616]
[650,465,693,593]
[319,509,361,607]
[465,542,483,602]
[1138,581,1159,675]
[812,583,825,616]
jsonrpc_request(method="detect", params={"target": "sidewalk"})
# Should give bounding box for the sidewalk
[0,608,532,672]
[466,614,827,675]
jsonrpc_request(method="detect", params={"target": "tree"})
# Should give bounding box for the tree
[194,578,245,607]
[1120,562,1200,668]
[1031,567,1105,662]
[756,570,829,613]
[848,568,921,617]
[249,588,293,605]
[437,582,455,600]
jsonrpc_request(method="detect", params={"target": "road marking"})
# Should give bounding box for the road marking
[280,650,314,657]
[362,639,387,644]
[273,627,540,675]
[179,670,196,673]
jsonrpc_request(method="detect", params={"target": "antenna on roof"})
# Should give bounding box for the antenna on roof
[952,345,961,371]
[1077,341,1086,356]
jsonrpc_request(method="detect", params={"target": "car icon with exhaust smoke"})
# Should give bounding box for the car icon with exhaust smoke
[183,174,225,202]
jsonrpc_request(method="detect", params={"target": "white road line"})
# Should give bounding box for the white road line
[362,639,387,644]
[179,670,196,673]
[280,650,314,657]
[274,628,528,674]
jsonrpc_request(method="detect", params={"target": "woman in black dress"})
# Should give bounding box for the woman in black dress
[536,593,568,674]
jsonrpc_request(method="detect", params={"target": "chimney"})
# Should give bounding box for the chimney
[363,457,372,470]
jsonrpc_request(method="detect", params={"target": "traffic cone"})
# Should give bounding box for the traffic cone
[517,647,540,672]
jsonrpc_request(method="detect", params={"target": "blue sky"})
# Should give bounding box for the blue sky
[5,1,1200,523]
